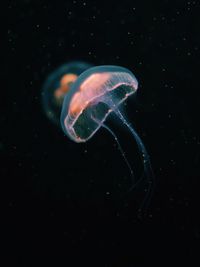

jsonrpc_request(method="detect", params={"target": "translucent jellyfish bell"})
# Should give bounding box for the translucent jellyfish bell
[61,65,138,142]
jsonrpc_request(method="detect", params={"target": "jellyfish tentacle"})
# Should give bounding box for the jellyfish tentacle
[114,108,155,211]
[91,115,136,186]
[102,123,136,185]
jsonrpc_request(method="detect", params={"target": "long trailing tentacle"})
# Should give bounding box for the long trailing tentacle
[91,107,154,212]
[91,114,136,186]
[101,123,136,185]
[114,108,155,211]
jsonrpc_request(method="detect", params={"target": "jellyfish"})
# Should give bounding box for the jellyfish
[42,62,154,210]
[42,61,92,125]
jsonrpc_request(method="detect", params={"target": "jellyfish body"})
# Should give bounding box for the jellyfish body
[60,65,138,142]
[42,61,92,125]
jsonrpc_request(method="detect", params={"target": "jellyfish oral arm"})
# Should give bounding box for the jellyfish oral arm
[91,114,135,184]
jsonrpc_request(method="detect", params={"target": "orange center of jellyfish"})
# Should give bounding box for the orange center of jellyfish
[69,73,111,116]
[54,73,78,105]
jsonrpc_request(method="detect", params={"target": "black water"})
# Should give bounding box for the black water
[5,1,200,266]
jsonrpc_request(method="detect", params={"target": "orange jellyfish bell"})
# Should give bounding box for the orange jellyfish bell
[61,65,138,142]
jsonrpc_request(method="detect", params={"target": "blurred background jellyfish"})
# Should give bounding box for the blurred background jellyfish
[42,62,154,209]
[42,61,92,125]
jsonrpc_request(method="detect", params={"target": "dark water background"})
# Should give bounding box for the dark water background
[5,0,200,266]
